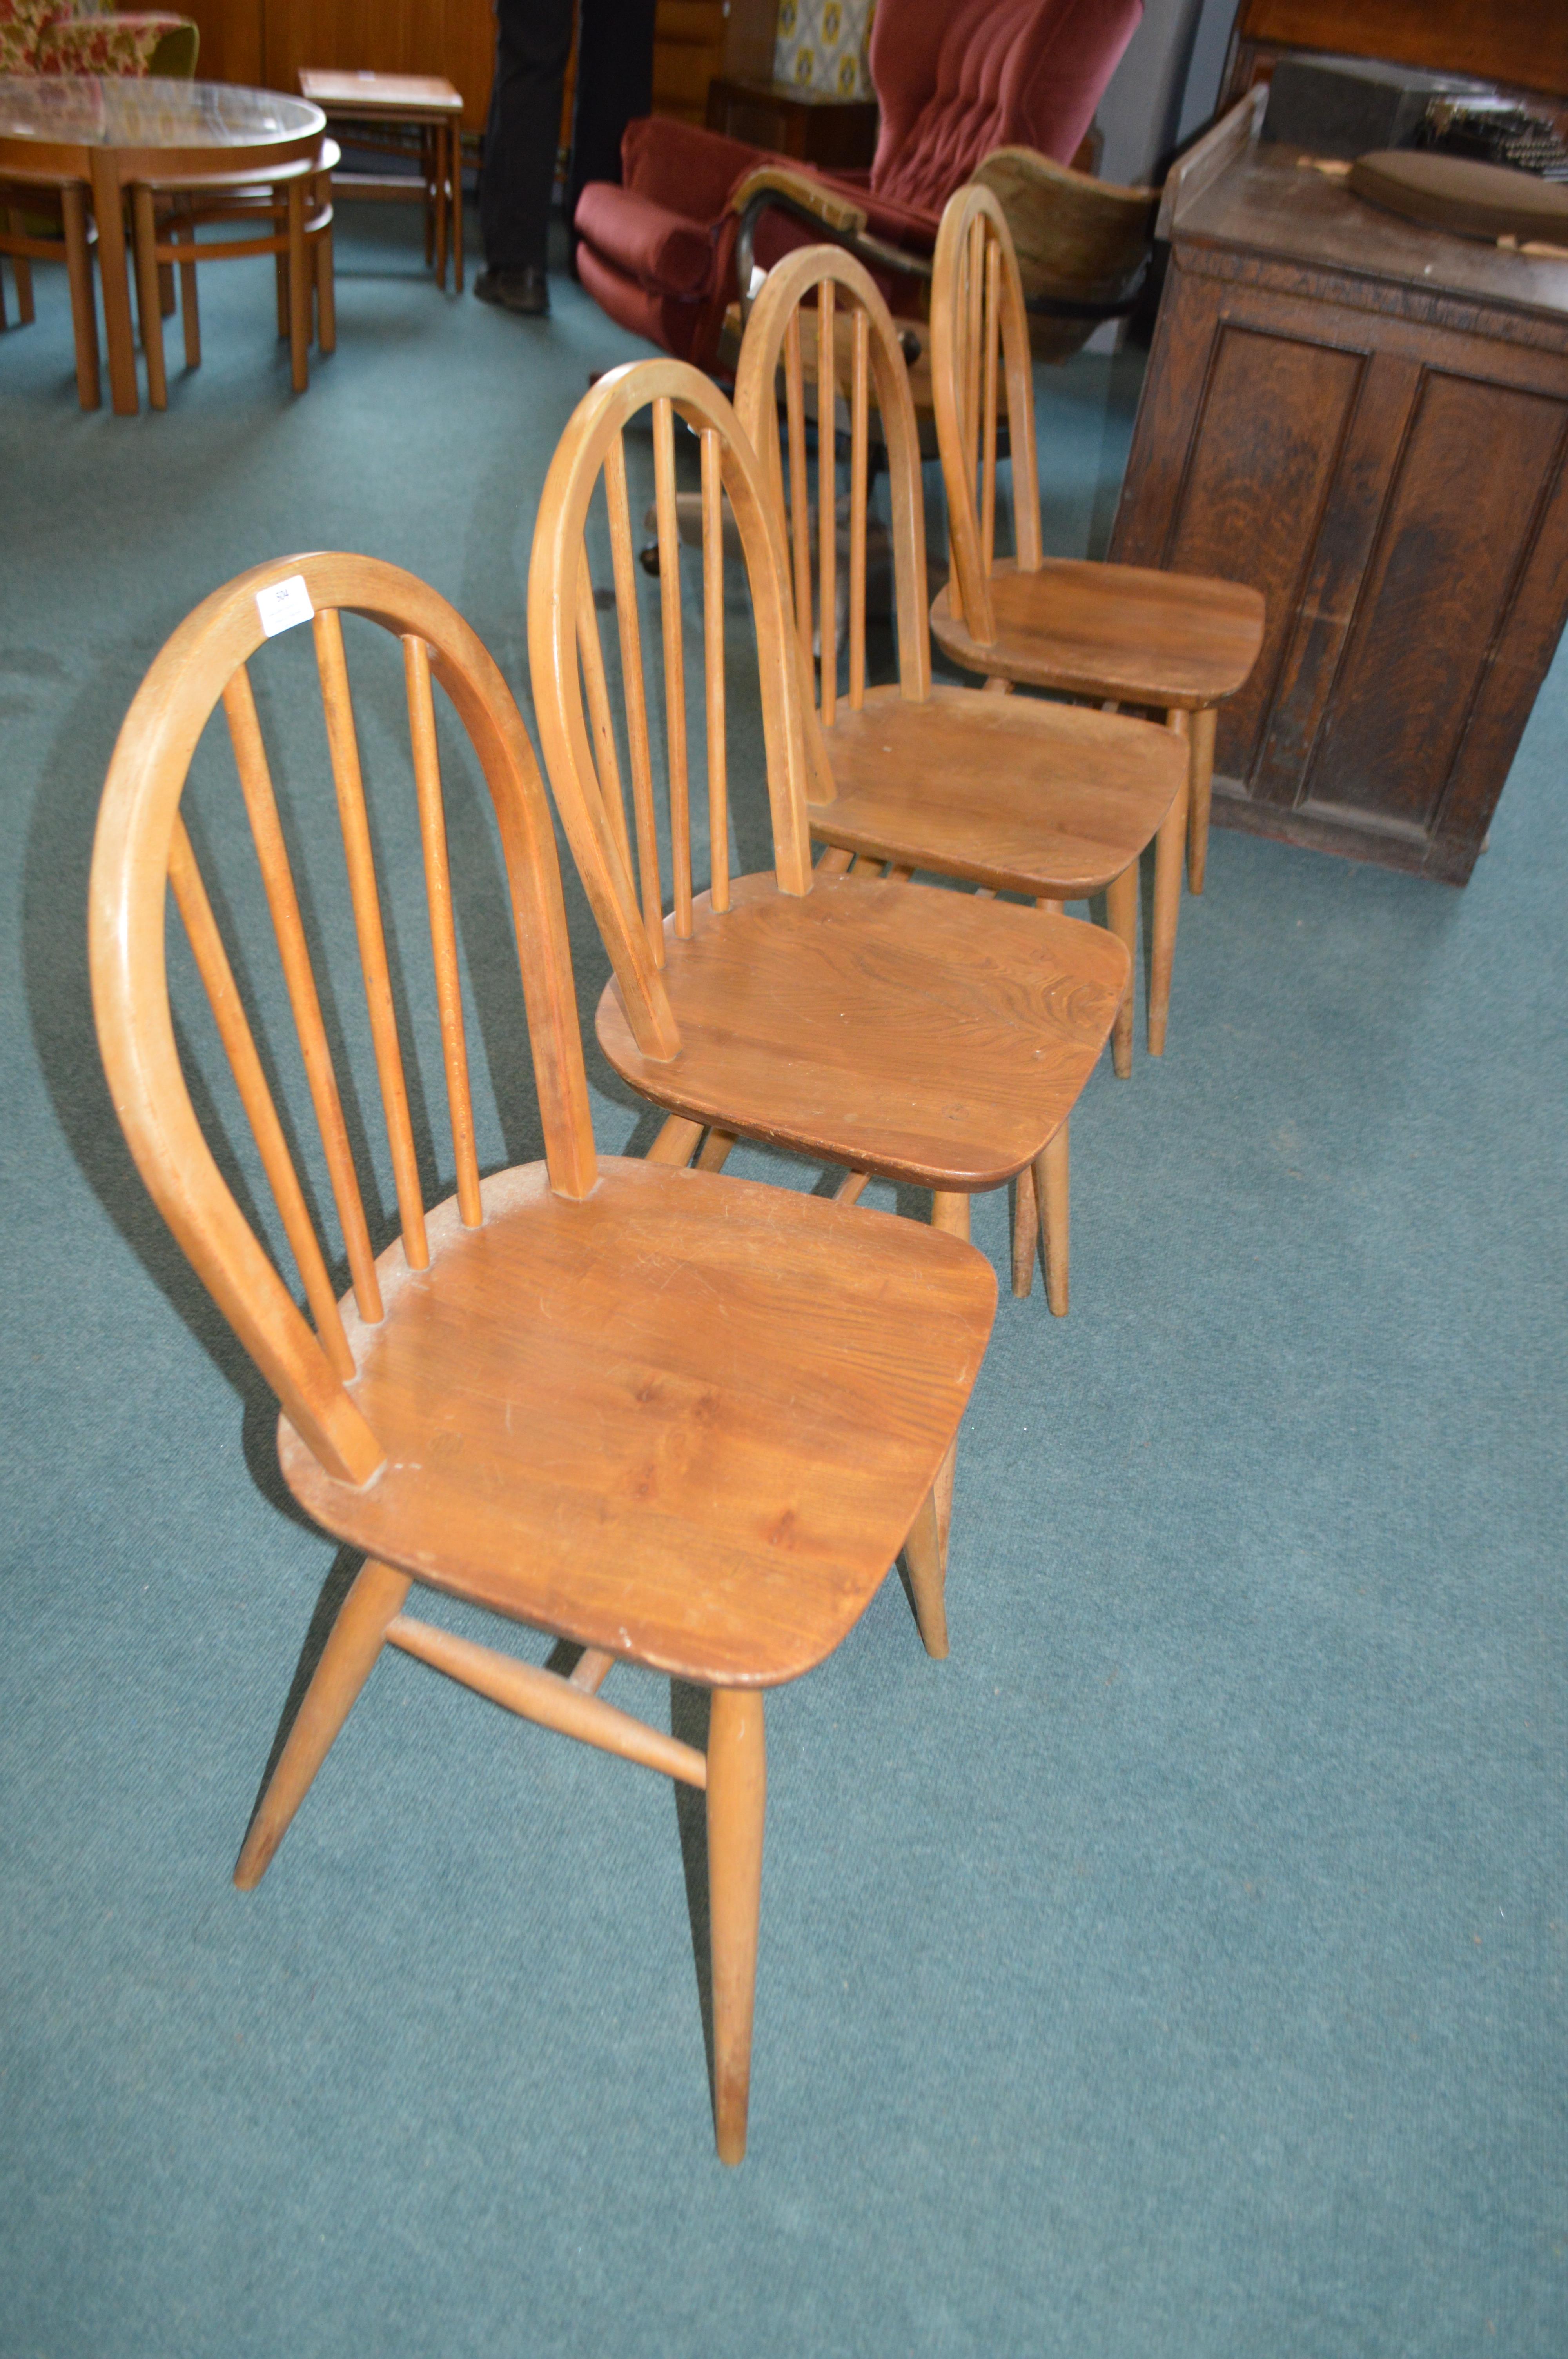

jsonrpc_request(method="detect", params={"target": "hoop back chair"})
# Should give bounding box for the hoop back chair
[526,355,1127,1352]
[929,183,1266,922]
[88,551,998,2163]
[733,245,1186,1305]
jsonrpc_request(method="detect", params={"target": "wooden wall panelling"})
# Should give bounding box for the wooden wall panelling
[180,0,263,85]
[261,0,497,131]
[1223,0,1568,105]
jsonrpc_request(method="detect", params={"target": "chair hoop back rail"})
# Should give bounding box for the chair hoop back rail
[90,551,595,1487]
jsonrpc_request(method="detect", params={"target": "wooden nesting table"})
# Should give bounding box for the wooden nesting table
[297,70,464,291]
[1110,114,1568,885]
[0,74,324,414]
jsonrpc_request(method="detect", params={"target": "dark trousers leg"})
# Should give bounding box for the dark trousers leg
[480,0,575,272]
[564,0,658,231]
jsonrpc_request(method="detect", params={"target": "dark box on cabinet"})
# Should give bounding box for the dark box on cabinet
[1262,53,1492,158]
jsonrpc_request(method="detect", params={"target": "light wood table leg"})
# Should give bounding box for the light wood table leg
[172,200,200,368]
[89,148,138,414]
[1150,716,1189,1057]
[928,1190,970,1567]
[60,183,100,409]
[1104,860,1138,1079]
[707,1686,766,2165]
[130,184,167,409]
[1187,703,1216,895]
[234,1556,411,1890]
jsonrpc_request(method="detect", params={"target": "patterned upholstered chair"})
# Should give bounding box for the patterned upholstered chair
[0,0,197,77]
[572,0,1143,374]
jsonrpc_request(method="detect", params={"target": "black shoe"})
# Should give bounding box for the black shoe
[474,266,549,316]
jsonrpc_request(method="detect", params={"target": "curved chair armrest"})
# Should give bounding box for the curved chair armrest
[970,146,1157,323]
[728,164,868,237]
[730,170,937,328]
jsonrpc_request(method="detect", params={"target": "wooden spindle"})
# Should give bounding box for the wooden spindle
[604,430,664,962]
[849,301,869,711]
[403,635,482,1230]
[818,280,837,727]
[981,236,1000,580]
[575,554,633,880]
[700,426,730,913]
[652,395,692,940]
[964,215,985,506]
[168,814,355,1377]
[222,665,382,1324]
[783,311,813,678]
[313,608,429,1269]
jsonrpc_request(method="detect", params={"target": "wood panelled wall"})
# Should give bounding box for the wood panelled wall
[180,0,779,134]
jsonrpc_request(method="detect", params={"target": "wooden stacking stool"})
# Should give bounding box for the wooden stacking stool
[129,140,338,407]
[298,70,464,292]
[0,165,99,408]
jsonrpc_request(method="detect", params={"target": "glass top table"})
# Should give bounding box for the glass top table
[0,77,327,414]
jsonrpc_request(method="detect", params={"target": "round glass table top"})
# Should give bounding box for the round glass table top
[0,76,324,150]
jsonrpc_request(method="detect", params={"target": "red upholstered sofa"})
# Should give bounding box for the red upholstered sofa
[574,0,1143,372]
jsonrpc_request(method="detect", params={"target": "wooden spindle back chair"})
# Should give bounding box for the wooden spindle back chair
[734,249,1189,1306]
[928,183,1265,921]
[89,550,999,2164]
[528,357,813,1054]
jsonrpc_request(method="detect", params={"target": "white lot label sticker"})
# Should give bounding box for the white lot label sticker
[255,575,316,637]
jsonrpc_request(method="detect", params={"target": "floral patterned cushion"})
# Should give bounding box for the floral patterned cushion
[0,4,191,75]
[36,15,187,73]
[0,0,53,76]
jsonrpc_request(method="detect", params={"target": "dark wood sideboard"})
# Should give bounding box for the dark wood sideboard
[1108,113,1568,883]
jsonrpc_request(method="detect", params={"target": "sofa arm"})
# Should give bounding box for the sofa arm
[728,165,868,238]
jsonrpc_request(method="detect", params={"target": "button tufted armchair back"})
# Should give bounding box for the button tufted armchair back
[869,0,1142,215]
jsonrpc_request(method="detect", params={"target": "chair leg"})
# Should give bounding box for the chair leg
[1035,1122,1069,1317]
[287,178,309,390]
[1011,1161,1037,1296]
[928,1191,969,1559]
[233,1556,411,1890]
[130,184,167,409]
[902,1485,949,1658]
[647,1113,704,1165]
[60,184,100,410]
[157,256,175,317]
[706,1687,766,2166]
[314,207,336,354]
[452,124,465,293]
[695,1127,737,1172]
[1104,860,1138,1079]
[7,222,35,322]
[1187,704,1216,895]
[1149,719,1189,1056]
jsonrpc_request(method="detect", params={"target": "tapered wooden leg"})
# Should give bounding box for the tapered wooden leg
[1011,1160,1037,1296]
[314,205,336,353]
[1187,704,1216,895]
[287,178,309,389]
[234,1557,411,1890]
[8,224,34,321]
[1150,719,1189,1057]
[1104,859,1138,1079]
[1036,1122,1069,1316]
[60,184,100,410]
[274,240,289,337]
[706,1687,766,2166]
[902,1486,948,1658]
[928,1191,969,1563]
[647,1113,704,1165]
[172,206,200,368]
[695,1127,737,1172]
[452,123,465,293]
[815,844,853,878]
[157,256,175,317]
[90,150,138,414]
[130,184,167,410]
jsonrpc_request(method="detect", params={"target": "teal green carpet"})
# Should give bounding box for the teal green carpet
[2,209,1564,2357]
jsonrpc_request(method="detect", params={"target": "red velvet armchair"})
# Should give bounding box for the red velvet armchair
[573,0,1143,373]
